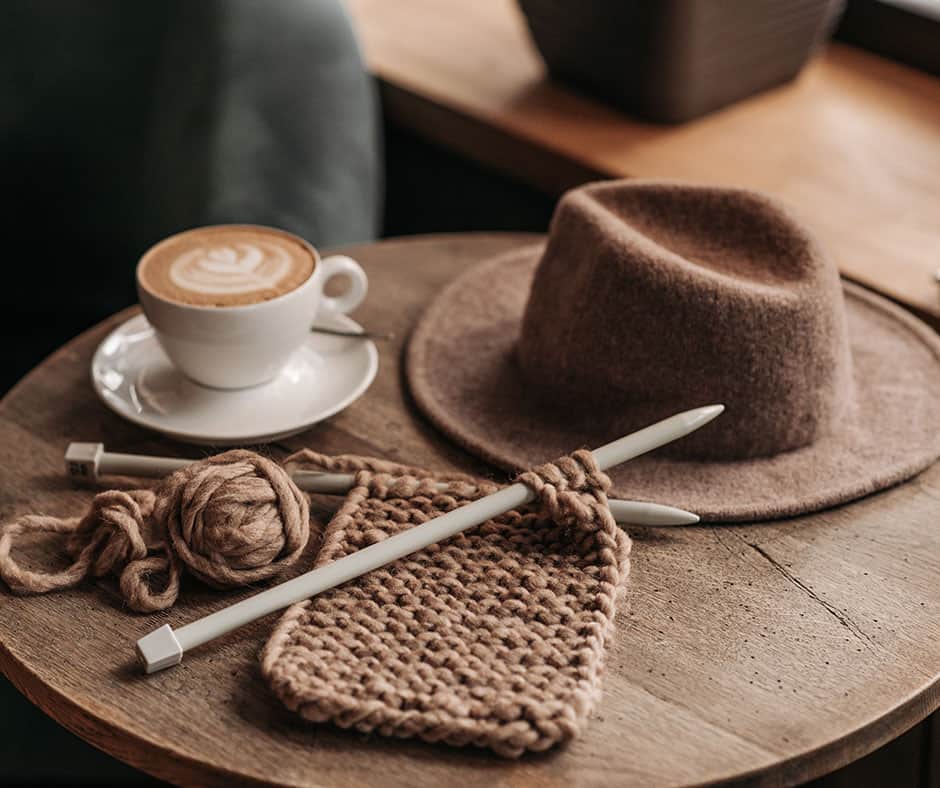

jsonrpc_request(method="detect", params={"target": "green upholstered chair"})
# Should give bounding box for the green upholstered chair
[0,1,380,782]
[0,0,381,395]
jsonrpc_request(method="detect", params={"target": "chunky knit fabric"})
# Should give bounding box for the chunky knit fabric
[262,449,631,757]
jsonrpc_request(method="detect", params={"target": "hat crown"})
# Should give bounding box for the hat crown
[517,181,853,460]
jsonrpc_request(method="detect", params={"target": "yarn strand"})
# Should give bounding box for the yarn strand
[0,489,172,607]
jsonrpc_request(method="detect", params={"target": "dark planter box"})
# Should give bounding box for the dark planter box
[517,0,845,122]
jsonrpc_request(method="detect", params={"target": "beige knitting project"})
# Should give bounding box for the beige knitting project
[262,449,631,757]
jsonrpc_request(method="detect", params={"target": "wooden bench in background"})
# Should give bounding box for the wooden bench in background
[348,0,940,331]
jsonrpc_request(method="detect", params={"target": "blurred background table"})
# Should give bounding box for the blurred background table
[0,235,938,786]
[349,0,940,330]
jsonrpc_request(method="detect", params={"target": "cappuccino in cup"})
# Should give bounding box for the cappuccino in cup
[138,226,316,308]
[137,225,368,389]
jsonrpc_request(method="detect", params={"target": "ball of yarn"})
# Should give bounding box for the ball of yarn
[0,449,310,612]
[156,450,310,589]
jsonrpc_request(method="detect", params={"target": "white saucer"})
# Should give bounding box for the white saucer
[92,313,378,445]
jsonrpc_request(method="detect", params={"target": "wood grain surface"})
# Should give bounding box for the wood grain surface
[0,234,938,787]
[347,0,940,329]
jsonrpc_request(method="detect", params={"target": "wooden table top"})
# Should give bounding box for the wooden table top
[1,234,939,787]
[347,0,940,329]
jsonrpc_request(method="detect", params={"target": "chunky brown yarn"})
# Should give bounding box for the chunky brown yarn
[156,451,309,588]
[263,448,631,757]
[0,450,309,611]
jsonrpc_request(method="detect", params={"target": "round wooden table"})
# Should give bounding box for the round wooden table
[0,234,937,787]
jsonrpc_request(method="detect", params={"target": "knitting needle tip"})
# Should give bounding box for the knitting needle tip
[662,507,700,526]
[607,500,699,526]
[685,404,724,429]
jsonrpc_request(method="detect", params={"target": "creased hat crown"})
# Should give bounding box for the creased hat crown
[517,181,853,460]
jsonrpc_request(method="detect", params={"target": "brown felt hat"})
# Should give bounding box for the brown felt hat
[407,180,940,521]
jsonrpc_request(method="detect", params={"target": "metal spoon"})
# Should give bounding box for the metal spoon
[311,326,394,341]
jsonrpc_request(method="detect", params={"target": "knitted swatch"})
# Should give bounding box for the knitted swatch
[262,449,631,757]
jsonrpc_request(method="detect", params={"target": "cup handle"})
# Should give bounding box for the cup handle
[318,255,368,315]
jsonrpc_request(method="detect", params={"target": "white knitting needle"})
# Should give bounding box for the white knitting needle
[63,443,700,527]
[135,404,723,673]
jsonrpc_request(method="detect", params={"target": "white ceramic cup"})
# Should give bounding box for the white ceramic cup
[136,226,368,389]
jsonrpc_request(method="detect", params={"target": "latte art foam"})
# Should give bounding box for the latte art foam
[170,242,293,295]
[138,226,316,307]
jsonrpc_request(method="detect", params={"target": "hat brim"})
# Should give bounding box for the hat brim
[406,245,940,522]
